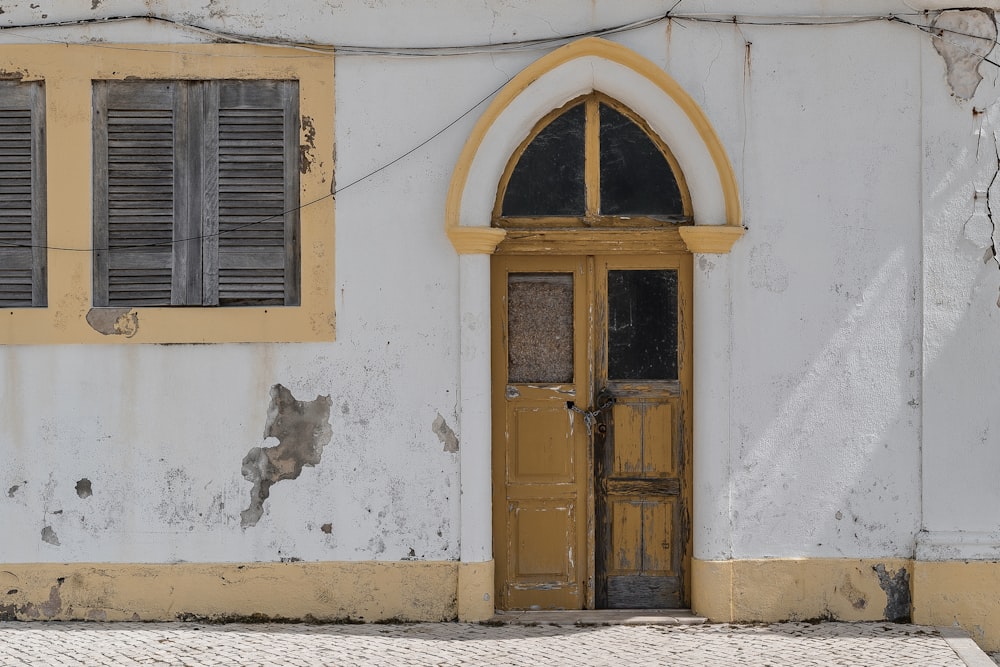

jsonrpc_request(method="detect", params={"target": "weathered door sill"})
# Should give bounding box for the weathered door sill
[490,609,706,626]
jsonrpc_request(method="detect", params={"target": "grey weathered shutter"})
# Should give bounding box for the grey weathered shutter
[0,80,45,307]
[206,80,299,306]
[94,79,299,308]
[93,81,176,307]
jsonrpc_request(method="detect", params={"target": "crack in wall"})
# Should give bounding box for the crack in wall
[240,384,333,528]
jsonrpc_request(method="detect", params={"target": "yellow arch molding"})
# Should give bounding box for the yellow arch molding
[446,36,743,255]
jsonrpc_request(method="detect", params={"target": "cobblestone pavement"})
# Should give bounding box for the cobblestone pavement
[0,620,993,666]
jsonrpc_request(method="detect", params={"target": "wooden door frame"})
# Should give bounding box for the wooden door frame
[490,250,693,610]
[446,40,744,620]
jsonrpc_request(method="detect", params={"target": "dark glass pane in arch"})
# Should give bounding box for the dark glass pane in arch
[607,269,678,380]
[599,103,683,217]
[501,103,585,217]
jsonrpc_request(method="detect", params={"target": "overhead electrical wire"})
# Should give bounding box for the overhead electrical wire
[0,5,998,253]
[0,9,949,57]
[0,75,512,253]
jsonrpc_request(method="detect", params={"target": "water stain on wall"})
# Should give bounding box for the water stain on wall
[240,384,333,528]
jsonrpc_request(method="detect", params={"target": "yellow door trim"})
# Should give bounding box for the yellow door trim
[446,36,743,257]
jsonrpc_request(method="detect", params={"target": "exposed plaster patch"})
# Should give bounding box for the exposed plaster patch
[432,413,459,453]
[300,115,317,174]
[873,564,911,622]
[40,526,60,546]
[86,307,139,337]
[75,479,92,499]
[932,10,997,100]
[240,384,333,528]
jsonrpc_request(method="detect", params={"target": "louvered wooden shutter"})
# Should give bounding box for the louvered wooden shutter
[93,81,176,307]
[206,80,299,306]
[0,81,45,308]
[94,80,299,307]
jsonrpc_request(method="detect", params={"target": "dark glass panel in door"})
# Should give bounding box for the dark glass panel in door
[607,269,677,380]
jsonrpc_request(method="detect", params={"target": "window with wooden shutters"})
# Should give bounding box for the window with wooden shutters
[93,79,299,307]
[0,80,46,308]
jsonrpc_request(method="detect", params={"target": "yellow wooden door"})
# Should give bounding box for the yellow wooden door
[492,253,691,610]
[491,255,591,610]
[593,254,691,608]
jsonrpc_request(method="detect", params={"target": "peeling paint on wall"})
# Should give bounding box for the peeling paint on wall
[432,413,459,452]
[85,307,138,337]
[240,384,333,528]
[873,563,910,622]
[300,115,317,174]
[75,479,92,499]
[40,526,59,546]
[932,10,997,100]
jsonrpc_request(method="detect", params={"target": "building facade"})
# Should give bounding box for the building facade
[2,0,1000,650]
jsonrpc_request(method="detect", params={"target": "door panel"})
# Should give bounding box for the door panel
[493,253,690,610]
[511,406,577,482]
[493,256,590,610]
[595,255,690,609]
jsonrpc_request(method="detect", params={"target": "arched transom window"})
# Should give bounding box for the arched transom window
[494,94,691,230]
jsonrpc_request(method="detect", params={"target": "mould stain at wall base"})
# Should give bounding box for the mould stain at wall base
[240,384,333,528]
[432,413,459,452]
[85,307,139,337]
[873,563,910,622]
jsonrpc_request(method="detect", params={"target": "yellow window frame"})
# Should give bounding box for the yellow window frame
[0,44,334,344]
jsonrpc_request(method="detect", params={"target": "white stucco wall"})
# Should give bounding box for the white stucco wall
[727,20,924,559]
[0,0,998,570]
